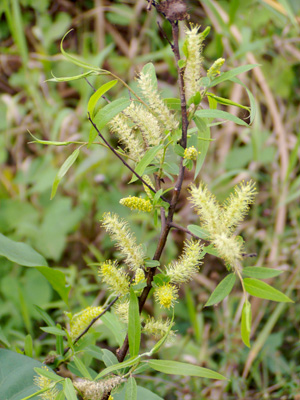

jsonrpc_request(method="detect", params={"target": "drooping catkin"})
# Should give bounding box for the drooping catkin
[120,196,153,212]
[74,376,124,400]
[33,366,59,400]
[98,260,130,296]
[69,306,103,340]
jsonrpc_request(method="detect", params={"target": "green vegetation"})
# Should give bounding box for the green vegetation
[0,1,299,399]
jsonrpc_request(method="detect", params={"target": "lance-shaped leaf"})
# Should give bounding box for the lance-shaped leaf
[129,145,163,183]
[128,288,141,358]
[208,64,259,87]
[47,70,96,82]
[195,109,248,127]
[87,80,118,118]
[125,377,137,400]
[193,116,211,179]
[242,267,283,279]
[205,273,236,307]
[241,299,252,348]
[244,278,293,302]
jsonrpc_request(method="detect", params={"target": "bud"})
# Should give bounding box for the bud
[207,58,225,78]
[183,146,198,161]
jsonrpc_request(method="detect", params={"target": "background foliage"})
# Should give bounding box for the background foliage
[0,0,300,399]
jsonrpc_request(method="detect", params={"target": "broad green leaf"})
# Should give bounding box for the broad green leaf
[241,299,252,348]
[0,349,51,399]
[24,335,33,358]
[205,273,236,307]
[147,360,226,380]
[84,345,104,361]
[193,117,211,179]
[87,80,118,118]
[95,356,141,380]
[89,98,131,144]
[35,267,70,305]
[0,233,47,267]
[33,305,55,327]
[125,377,137,400]
[130,145,163,183]
[128,288,141,358]
[242,267,283,279]
[40,327,66,336]
[63,378,77,400]
[34,367,62,382]
[187,225,209,239]
[208,64,259,87]
[244,278,293,303]
[163,98,181,111]
[47,70,95,82]
[141,63,157,89]
[101,312,126,347]
[207,93,250,111]
[51,148,80,199]
[114,385,164,400]
[101,349,118,368]
[73,355,93,380]
[195,109,248,126]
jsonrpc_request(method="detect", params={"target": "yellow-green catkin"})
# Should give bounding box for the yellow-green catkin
[184,146,199,161]
[120,196,153,212]
[137,71,178,132]
[207,58,225,79]
[154,283,178,309]
[188,183,223,236]
[124,102,163,149]
[142,175,155,198]
[114,299,130,324]
[102,212,145,270]
[212,233,243,266]
[69,306,103,340]
[143,317,174,340]
[184,24,204,99]
[74,376,123,400]
[99,260,130,296]
[165,240,204,285]
[135,268,145,284]
[33,366,59,400]
[108,112,145,162]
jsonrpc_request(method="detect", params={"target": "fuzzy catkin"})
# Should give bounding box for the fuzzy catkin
[33,367,59,400]
[143,317,174,340]
[120,196,153,212]
[99,260,130,296]
[154,283,178,309]
[69,306,103,340]
[74,376,124,400]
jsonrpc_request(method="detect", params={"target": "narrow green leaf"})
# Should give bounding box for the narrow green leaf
[144,260,160,268]
[89,98,131,144]
[24,335,33,358]
[40,327,66,336]
[203,244,219,257]
[55,392,65,400]
[35,266,70,305]
[163,98,181,111]
[10,0,29,65]
[33,305,55,327]
[28,132,73,146]
[87,80,118,118]
[63,378,77,400]
[208,64,259,87]
[101,349,119,368]
[0,233,47,267]
[244,278,294,303]
[242,267,283,279]
[0,327,10,347]
[187,225,209,239]
[195,109,248,126]
[147,360,226,380]
[148,311,174,356]
[125,377,137,400]
[95,356,141,380]
[241,299,252,348]
[84,345,104,361]
[128,288,141,358]
[51,148,80,199]
[193,117,211,179]
[34,367,62,382]
[101,312,126,347]
[205,273,236,307]
[207,93,250,111]
[229,77,257,124]
[129,145,163,183]
[73,355,93,380]
[47,70,95,82]
[56,334,64,356]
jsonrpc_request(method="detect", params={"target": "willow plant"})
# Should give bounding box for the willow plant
[22,1,293,399]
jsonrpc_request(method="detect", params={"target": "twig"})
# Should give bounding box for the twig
[88,113,170,203]
[63,295,120,355]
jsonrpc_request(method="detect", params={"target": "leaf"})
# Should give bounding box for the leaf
[244,278,294,303]
[95,356,141,380]
[28,132,74,146]
[229,77,257,124]
[148,311,174,356]
[51,148,80,199]
[40,327,66,336]
[101,349,119,367]
[63,378,77,400]
[0,349,52,400]
[47,70,96,82]
[163,98,181,111]
[84,345,104,361]
[144,260,160,268]
[147,360,226,380]
[125,377,137,400]
[187,225,209,239]
[87,80,118,118]
[33,305,55,327]
[208,64,259,87]
[241,299,252,348]
[101,312,126,347]
[0,232,47,267]
[242,267,283,279]
[89,98,131,144]
[202,244,219,257]
[34,367,62,382]
[128,288,141,358]
[141,63,157,89]
[207,93,250,111]
[205,273,236,307]
[35,267,70,305]
[24,335,33,358]
[73,355,93,380]
[129,145,163,183]
[193,117,211,179]
[195,109,248,126]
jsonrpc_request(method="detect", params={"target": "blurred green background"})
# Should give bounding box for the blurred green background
[0,0,300,398]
